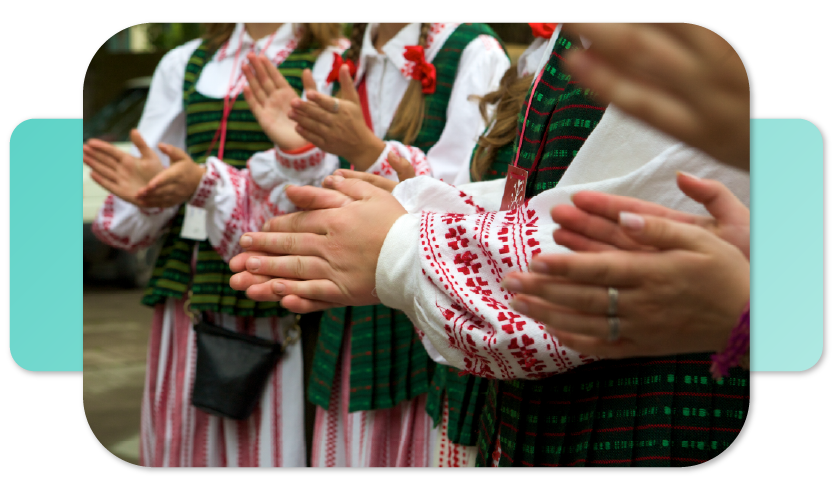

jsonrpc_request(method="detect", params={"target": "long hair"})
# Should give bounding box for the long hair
[202,23,341,51]
[385,23,432,146]
[470,66,534,181]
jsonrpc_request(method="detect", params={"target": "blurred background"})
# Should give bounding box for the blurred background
[83,23,535,465]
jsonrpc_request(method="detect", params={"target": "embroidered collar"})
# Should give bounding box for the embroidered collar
[216,23,298,62]
[353,23,459,84]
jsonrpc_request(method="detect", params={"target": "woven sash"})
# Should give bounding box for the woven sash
[141,40,318,317]
[309,24,509,412]
[474,33,749,467]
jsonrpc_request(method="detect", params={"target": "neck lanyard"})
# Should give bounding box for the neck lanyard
[204,27,295,161]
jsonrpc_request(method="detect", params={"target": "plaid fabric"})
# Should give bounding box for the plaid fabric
[473,32,750,467]
[309,24,509,412]
[141,41,318,317]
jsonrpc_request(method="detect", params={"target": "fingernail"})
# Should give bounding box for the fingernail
[262,222,270,232]
[502,277,523,292]
[272,282,285,294]
[247,257,261,271]
[330,174,344,183]
[530,260,549,273]
[240,235,252,247]
[510,299,529,314]
[677,170,700,180]
[619,212,645,231]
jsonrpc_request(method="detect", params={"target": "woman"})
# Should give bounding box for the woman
[83,22,341,467]
[229,24,750,466]
[238,23,510,467]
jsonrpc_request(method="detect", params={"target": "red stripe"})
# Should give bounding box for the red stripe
[168,301,192,466]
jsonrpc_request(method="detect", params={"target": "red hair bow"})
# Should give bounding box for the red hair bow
[327,53,357,84]
[403,45,436,94]
[528,23,558,39]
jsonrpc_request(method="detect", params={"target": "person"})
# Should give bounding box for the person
[83,22,342,467]
[238,23,510,467]
[228,24,750,466]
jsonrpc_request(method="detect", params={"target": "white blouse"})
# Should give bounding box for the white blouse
[92,23,341,255]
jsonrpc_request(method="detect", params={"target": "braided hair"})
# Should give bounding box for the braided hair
[386,22,431,146]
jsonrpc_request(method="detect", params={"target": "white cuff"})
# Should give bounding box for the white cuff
[375,212,421,314]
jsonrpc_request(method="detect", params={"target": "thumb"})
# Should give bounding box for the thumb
[301,68,318,95]
[330,175,388,201]
[619,212,712,252]
[131,129,155,160]
[338,64,360,104]
[157,143,191,163]
[676,172,749,224]
[388,150,416,181]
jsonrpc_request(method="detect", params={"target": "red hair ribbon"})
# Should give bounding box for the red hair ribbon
[403,45,436,94]
[528,23,558,39]
[327,53,357,84]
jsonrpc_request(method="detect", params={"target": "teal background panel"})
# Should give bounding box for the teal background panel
[10,119,83,371]
[751,119,823,371]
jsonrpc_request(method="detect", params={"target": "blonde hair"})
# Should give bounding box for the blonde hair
[470,66,534,181]
[202,23,341,51]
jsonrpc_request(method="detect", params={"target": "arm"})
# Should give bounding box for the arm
[91,39,200,250]
[364,35,512,184]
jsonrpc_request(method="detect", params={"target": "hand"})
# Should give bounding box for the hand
[552,171,750,258]
[330,149,416,192]
[228,176,407,313]
[289,64,386,170]
[83,129,164,206]
[242,53,315,151]
[562,23,749,170]
[136,144,206,208]
[503,212,749,359]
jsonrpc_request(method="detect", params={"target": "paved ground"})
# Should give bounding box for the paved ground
[83,287,152,466]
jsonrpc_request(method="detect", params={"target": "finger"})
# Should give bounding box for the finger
[84,155,119,183]
[244,254,332,280]
[509,293,609,338]
[89,170,120,194]
[229,270,275,291]
[252,54,279,95]
[157,143,190,163]
[329,177,391,201]
[337,64,360,104]
[261,208,335,234]
[286,182,355,209]
[293,99,333,126]
[130,129,155,160]
[239,231,328,256]
[242,64,267,107]
[330,170,395,193]
[529,252,642,287]
[571,190,702,225]
[552,228,618,253]
[388,150,416,181]
[229,251,273,273]
[87,139,127,162]
[86,146,121,170]
[261,53,291,91]
[503,272,615,316]
[281,295,342,314]
[261,278,345,302]
[618,212,714,252]
[301,68,318,95]
[675,172,749,224]
[294,125,327,148]
[551,204,650,251]
[142,167,175,193]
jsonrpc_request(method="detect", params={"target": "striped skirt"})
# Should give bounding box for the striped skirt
[139,298,305,467]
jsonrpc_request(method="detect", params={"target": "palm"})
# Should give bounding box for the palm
[83,131,164,207]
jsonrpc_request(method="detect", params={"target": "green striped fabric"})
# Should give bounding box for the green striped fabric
[426,134,518,446]
[308,24,509,412]
[141,40,319,317]
[474,32,749,467]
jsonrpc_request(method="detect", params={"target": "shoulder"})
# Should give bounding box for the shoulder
[155,38,203,75]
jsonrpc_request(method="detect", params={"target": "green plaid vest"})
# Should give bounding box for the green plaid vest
[141,40,318,317]
[475,34,750,467]
[308,24,509,412]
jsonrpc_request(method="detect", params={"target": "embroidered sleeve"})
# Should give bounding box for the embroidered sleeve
[92,195,178,252]
[190,149,339,262]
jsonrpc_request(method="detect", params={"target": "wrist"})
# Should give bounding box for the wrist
[349,136,386,171]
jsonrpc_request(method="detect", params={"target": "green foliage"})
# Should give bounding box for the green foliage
[145,23,204,51]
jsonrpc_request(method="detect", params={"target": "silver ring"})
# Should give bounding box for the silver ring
[607,287,619,316]
[332,99,340,113]
[607,316,621,342]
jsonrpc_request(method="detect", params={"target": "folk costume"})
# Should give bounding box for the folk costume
[278,23,511,467]
[92,23,340,467]
[376,28,751,467]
